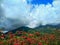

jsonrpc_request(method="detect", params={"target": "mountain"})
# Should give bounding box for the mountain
[5,24,60,34]
[35,24,60,29]
[5,26,31,34]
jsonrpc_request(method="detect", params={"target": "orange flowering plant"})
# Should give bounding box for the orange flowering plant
[0,29,60,45]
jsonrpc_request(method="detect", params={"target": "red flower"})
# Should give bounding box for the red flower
[30,40,35,44]
[1,34,5,39]
[13,38,17,42]
[35,32,40,36]
[29,34,34,37]
[26,37,32,42]
[45,40,49,44]
[23,32,27,34]
[0,42,3,45]
[49,34,55,40]
[13,42,20,45]
[9,34,15,38]
[41,34,48,41]
[38,42,43,45]
[8,39,13,44]
[21,36,27,39]
[43,37,48,41]
[21,41,25,45]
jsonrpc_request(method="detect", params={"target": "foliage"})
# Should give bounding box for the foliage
[0,28,60,45]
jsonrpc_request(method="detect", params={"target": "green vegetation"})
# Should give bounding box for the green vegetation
[0,27,60,45]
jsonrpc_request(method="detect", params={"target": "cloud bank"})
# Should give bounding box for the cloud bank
[27,0,60,28]
[0,0,60,32]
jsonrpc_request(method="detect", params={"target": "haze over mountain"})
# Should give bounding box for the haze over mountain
[0,0,60,33]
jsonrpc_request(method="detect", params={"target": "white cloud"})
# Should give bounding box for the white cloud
[1,0,32,23]
[0,0,60,31]
[27,0,60,28]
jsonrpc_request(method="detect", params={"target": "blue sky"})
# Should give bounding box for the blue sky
[0,0,60,31]
[27,0,53,5]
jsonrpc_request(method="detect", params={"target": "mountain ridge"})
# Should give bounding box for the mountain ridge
[5,24,60,34]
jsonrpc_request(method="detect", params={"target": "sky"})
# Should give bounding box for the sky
[0,0,60,32]
[27,0,53,5]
